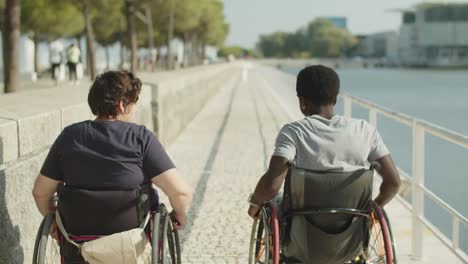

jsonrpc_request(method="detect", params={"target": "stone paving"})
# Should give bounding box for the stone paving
[160,66,288,263]
[159,64,465,264]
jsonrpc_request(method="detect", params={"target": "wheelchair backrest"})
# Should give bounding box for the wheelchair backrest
[284,166,373,233]
[57,184,152,236]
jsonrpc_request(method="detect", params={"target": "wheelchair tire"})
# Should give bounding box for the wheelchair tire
[152,211,162,264]
[168,216,182,264]
[32,213,61,264]
[248,203,280,264]
[155,204,181,264]
[382,207,397,264]
[267,203,280,264]
[364,201,395,264]
[160,212,171,263]
[32,214,46,263]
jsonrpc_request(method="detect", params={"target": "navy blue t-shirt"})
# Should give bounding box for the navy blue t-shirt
[40,120,175,190]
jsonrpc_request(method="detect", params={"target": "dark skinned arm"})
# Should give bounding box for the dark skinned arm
[248,156,289,218]
[373,154,401,207]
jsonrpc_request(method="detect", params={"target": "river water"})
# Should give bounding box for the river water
[257,65,468,252]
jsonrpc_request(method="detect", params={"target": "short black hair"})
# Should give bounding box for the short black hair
[88,70,142,117]
[296,65,340,105]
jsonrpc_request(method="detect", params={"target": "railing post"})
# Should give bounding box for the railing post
[452,216,459,250]
[369,109,377,127]
[411,120,425,260]
[343,97,352,118]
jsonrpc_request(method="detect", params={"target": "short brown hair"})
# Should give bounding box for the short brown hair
[88,70,142,117]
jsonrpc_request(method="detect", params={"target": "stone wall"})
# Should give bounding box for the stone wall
[0,62,239,263]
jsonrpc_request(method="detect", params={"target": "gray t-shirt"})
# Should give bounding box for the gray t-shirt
[273,115,389,172]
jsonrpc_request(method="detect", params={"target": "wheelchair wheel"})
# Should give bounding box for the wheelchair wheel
[152,211,162,264]
[32,213,61,264]
[363,202,396,264]
[153,204,181,264]
[382,208,397,264]
[248,203,280,264]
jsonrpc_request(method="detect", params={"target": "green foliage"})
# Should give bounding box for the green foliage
[306,19,357,58]
[21,0,83,37]
[92,0,124,46]
[256,18,357,58]
[217,45,259,58]
[173,0,203,37]
[257,32,287,58]
[17,0,229,64]
[0,0,5,29]
[198,0,229,47]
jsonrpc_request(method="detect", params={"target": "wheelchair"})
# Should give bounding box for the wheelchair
[249,165,397,264]
[32,184,181,264]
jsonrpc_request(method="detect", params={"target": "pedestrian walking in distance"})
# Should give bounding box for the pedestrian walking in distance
[66,43,81,84]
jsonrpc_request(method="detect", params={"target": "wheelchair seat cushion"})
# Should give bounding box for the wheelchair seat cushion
[57,184,153,236]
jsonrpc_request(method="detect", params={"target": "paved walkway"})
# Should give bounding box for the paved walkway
[162,64,464,263]
[164,66,288,263]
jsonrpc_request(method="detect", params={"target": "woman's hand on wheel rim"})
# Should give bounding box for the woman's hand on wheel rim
[49,221,59,240]
[171,211,187,230]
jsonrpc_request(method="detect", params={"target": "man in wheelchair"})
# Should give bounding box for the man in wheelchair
[248,65,401,264]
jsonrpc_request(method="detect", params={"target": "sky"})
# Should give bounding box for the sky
[223,0,430,48]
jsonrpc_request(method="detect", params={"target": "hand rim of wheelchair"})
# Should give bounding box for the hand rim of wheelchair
[249,202,280,264]
[249,200,396,264]
[33,203,181,264]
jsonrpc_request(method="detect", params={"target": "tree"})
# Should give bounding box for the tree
[92,0,123,69]
[217,46,260,59]
[125,0,138,74]
[256,19,357,58]
[217,46,244,58]
[173,0,203,66]
[3,0,20,93]
[1,0,6,83]
[283,29,308,58]
[305,19,357,57]
[79,0,96,80]
[198,0,229,61]
[257,32,287,58]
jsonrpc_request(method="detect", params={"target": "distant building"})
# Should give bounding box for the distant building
[320,17,348,30]
[354,32,399,62]
[398,2,468,67]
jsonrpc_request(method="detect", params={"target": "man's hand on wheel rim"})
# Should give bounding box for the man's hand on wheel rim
[248,205,261,220]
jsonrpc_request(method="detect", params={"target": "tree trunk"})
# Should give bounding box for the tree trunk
[182,32,189,67]
[105,46,110,70]
[145,6,155,71]
[119,17,125,69]
[190,33,198,66]
[201,41,206,64]
[3,0,21,93]
[125,0,137,74]
[83,1,96,80]
[167,0,174,70]
[76,35,82,62]
[33,31,39,75]
[156,45,161,67]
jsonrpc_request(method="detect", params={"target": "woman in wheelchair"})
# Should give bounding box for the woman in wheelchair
[248,65,401,264]
[32,70,192,263]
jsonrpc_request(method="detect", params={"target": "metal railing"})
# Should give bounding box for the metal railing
[341,92,468,262]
